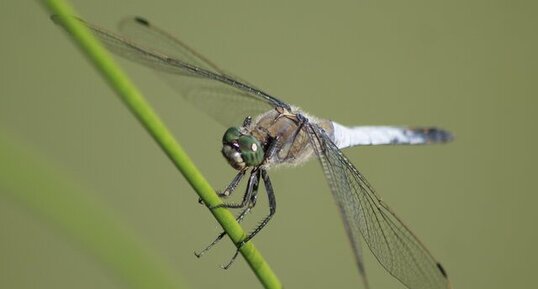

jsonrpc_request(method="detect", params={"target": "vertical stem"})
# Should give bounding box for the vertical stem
[41,1,282,288]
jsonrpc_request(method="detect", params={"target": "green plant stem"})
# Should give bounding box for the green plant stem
[41,1,282,288]
[0,131,186,289]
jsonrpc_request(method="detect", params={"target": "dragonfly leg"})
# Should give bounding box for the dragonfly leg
[244,169,275,243]
[198,169,246,205]
[211,168,259,209]
[262,135,281,165]
[218,169,247,198]
[221,169,276,269]
[242,116,252,127]
[195,170,260,258]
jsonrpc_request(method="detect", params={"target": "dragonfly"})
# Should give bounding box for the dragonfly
[52,15,453,289]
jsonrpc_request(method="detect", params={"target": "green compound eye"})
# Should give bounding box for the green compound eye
[222,127,242,144]
[237,135,264,166]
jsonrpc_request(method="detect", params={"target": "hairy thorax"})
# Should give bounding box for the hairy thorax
[245,106,334,168]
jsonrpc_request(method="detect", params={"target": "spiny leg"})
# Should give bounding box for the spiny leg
[198,169,246,205]
[242,116,252,127]
[218,168,247,198]
[221,169,276,269]
[264,135,281,161]
[249,169,276,241]
[213,135,279,267]
[211,168,259,209]
[194,169,260,258]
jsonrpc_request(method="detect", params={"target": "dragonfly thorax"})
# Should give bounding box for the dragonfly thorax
[221,127,264,170]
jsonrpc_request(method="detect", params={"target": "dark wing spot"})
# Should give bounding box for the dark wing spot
[436,262,448,278]
[134,16,150,26]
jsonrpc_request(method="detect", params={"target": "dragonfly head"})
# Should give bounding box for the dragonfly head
[221,127,264,170]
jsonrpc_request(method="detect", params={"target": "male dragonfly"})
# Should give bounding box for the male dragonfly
[53,15,453,289]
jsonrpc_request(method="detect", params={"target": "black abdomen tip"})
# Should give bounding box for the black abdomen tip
[428,128,454,143]
[413,127,454,143]
[134,16,150,26]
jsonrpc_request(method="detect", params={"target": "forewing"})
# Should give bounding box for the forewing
[53,15,286,126]
[118,16,224,74]
[307,123,450,289]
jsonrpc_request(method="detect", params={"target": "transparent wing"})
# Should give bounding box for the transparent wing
[52,15,288,125]
[307,123,450,289]
[118,17,225,74]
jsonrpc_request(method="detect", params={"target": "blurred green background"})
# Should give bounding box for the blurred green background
[1,1,537,289]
